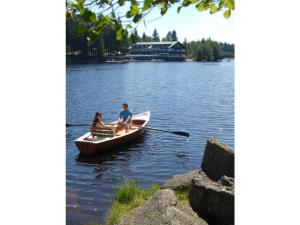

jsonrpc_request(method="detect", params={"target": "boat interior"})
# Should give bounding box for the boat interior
[84,119,146,141]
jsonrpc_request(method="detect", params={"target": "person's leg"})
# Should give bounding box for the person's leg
[110,125,116,136]
[126,120,132,133]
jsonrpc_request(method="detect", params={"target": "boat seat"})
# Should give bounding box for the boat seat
[91,127,115,137]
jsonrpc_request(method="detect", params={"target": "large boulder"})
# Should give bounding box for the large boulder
[201,137,234,180]
[161,170,200,190]
[115,189,208,225]
[189,172,234,225]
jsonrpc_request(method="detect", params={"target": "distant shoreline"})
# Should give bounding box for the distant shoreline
[66,56,234,65]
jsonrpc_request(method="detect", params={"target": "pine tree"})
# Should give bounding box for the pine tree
[171,30,178,41]
[129,29,140,44]
[165,31,172,41]
[142,32,147,41]
[183,38,187,46]
[152,29,160,42]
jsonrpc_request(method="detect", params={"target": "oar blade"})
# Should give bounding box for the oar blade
[66,124,90,127]
[172,131,190,137]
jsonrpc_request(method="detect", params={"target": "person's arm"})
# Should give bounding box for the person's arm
[119,112,123,122]
[125,112,132,123]
[90,122,95,131]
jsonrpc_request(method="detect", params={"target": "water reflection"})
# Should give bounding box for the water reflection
[75,135,147,179]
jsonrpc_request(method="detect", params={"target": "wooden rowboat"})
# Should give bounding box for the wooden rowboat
[75,111,150,155]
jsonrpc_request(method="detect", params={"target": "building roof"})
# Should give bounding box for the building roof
[131,41,185,49]
[134,41,178,45]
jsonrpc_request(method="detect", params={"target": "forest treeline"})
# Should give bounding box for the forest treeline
[185,39,234,61]
[66,17,234,62]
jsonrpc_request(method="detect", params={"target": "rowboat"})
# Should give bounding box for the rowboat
[74,111,150,155]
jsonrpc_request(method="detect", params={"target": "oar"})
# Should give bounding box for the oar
[66,123,115,127]
[66,123,90,127]
[143,126,190,137]
[66,124,190,137]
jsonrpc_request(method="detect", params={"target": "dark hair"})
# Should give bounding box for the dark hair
[92,112,102,128]
[122,103,128,108]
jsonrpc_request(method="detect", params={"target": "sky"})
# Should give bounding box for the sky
[91,2,235,44]
[133,6,235,43]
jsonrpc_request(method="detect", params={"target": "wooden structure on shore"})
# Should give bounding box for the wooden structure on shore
[127,41,186,61]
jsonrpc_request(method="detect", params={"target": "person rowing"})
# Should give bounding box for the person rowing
[118,103,132,133]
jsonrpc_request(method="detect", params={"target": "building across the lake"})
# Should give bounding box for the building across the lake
[127,41,186,61]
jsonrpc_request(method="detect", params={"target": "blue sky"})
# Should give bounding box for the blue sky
[90,1,235,43]
[133,6,235,43]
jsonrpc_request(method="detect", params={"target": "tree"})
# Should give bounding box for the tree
[183,38,187,47]
[188,38,234,61]
[142,32,152,42]
[171,30,178,41]
[202,43,213,61]
[142,32,147,41]
[129,29,140,44]
[66,0,235,45]
[164,31,172,41]
[152,29,160,42]
[211,42,222,61]
[66,16,90,58]
[196,47,205,61]
[97,36,105,58]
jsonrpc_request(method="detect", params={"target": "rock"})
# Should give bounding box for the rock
[189,172,234,225]
[201,137,234,180]
[115,189,208,225]
[161,170,200,190]
[219,175,234,187]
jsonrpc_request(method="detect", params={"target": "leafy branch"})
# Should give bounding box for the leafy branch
[66,0,235,45]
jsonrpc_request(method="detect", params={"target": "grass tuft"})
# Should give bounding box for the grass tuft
[174,185,191,205]
[88,221,101,225]
[107,180,160,225]
[115,180,142,204]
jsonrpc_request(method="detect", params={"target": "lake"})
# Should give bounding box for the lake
[66,61,234,225]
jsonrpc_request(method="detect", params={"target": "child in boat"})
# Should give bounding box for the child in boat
[91,112,115,137]
[91,112,105,128]
[118,103,132,133]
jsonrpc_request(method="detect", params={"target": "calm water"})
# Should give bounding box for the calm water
[66,61,234,225]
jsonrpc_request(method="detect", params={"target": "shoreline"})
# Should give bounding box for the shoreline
[66,57,234,65]
[103,137,234,225]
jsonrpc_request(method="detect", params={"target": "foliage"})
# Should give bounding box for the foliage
[66,14,135,62]
[66,0,235,45]
[171,30,178,41]
[129,29,141,44]
[186,38,234,61]
[152,28,160,42]
[174,185,191,205]
[106,180,160,225]
[142,32,152,41]
[115,180,143,204]
[88,221,101,225]
[67,21,234,62]
[162,30,177,41]
[67,24,234,62]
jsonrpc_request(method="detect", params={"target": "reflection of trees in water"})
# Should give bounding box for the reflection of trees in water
[66,187,87,219]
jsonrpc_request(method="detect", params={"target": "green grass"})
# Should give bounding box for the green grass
[106,180,160,225]
[174,185,191,205]
[88,221,101,225]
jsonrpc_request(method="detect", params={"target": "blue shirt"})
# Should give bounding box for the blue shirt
[119,110,132,122]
